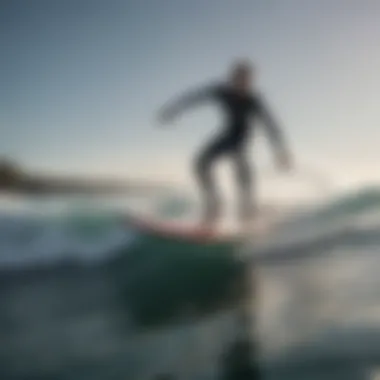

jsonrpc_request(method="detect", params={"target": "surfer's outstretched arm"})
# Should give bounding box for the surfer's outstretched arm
[159,84,219,123]
[257,96,292,169]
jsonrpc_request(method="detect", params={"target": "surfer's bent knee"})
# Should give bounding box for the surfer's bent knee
[194,152,210,182]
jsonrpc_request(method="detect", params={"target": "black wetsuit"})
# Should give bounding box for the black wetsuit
[163,82,287,221]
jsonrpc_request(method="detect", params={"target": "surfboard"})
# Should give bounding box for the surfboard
[130,218,235,243]
[126,213,274,245]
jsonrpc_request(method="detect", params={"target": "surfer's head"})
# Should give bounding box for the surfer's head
[229,59,255,93]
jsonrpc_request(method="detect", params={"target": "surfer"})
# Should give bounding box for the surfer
[158,60,293,228]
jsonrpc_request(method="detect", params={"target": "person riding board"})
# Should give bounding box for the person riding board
[158,60,293,229]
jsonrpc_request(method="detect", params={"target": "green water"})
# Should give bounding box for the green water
[109,234,244,328]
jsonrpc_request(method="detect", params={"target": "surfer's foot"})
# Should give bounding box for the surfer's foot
[200,198,221,229]
[199,210,220,233]
[237,202,255,224]
[238,202,261,235]
[199,213,219,231]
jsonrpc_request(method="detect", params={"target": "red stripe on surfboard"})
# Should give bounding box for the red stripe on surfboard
[126,216,234,243]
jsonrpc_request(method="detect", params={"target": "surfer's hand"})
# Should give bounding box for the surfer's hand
[276,150,293,172]
[157,107,176,126]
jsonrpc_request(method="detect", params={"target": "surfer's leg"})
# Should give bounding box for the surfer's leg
[232,148,256,222]
[194,137,229,226]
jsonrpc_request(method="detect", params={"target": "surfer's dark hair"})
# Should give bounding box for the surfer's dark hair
[230,59,254,78]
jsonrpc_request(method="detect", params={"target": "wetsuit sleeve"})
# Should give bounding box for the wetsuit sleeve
[255,96,289,155]
[160,84,221,120]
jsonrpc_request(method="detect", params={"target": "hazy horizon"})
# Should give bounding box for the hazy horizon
[2,0,380,200]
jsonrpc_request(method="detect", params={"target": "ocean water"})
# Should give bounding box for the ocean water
[1,187,380,379]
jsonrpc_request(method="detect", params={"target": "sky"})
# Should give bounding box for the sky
[2,0,380,196]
